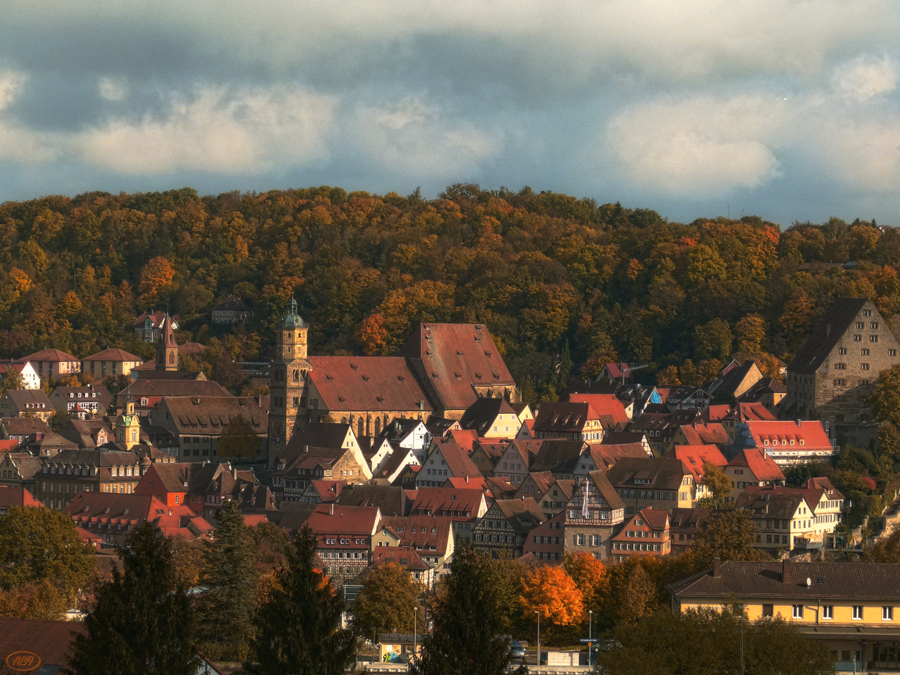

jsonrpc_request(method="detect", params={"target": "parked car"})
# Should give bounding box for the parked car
[509,640,526,659]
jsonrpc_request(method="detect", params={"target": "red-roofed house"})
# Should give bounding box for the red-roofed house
[492,439,543,485]
[663,445,727,501]
[0,360,40,389]
[416,441,481,488]
[371,546,435,586]
[740,419,835,465]
[376,515,456,576]
[0,485,43,515]
[597,363,633,384]
[725,448,786,503]
[23,347,81,381]
[299,480,348,504]
[721,402,777,439]
[567,394,631,427]
[410,487,488,544]
[668,421,730,451]
[306,503,381,583]
[82,347,144,379]
[610,508,671,561]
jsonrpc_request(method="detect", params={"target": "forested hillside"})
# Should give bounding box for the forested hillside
[0,184,892,401]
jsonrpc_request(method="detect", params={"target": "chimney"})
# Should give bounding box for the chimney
[712,558,721,578]
[329,503,334,515]
[796,419,802,427]
[418,400,425,411]
[465,475,469,484]
[782,558,791,584]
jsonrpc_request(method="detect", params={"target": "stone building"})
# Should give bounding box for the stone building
[783,298,900,449]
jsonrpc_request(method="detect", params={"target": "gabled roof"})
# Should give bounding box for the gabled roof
[371,546,431,572]
[119,379,228,401]
[589,442,651,472]
[669,507,715,532]
[586,470,626,509]
[492,498,547,535]
[308,480,347,503]
[739,483,843,515]
[2,453,42,480]
[613,508,669,540]
[745,420,832,450]
[306,503,380,536]
[430,442,481,479]
[727,448,786,482]
[677,422,729,446]
[425,415,460,437]
[399,323,516,411]
[378,417,426,442]
[3,389,53,409]
[160,396,266,434]
[459,397,518,435]
[379,515,454,555]
[46,448,138,467]
[24,347,79,362]
[788,298,877,374]
[668,560,900,601]
[504,439,543,465]
[664,445,728,482]
[377,447,418,482]
[738,378,787,403]
[723,402,778,422]
[411,488,485,519]
[566,394,629,427]
[338,484,409,516]
[533,402,598,432]
[736,486,808,519]
[604,457,689,491]
[708,360,761,398]
[285,423,354,455]
[530,440,588,473]
[0,485,43,508]
[83,347,143,362]
[308,356,432,412]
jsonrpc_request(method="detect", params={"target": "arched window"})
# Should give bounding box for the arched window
[357,418,364,438]
[341,417,347,424]
[293,370,300,382]
[375,418,381,434]
[168,352,174,364]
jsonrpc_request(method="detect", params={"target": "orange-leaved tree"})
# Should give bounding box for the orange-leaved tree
[519,565,584,646]
[563,552,608,614]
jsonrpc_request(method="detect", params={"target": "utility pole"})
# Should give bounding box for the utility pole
[535,610,541,667]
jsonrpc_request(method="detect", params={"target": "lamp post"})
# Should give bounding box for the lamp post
[589,610,593,667]
[413,605,417,661]
[536,610,541,667]
[736,603,744,675]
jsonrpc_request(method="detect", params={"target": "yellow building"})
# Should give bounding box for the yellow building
[82,348,144,380]
[668,559,900,670]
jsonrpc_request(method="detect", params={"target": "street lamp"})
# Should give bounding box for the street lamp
[413,605,417,661]
[535,610,541,668]
[589,610,593,667]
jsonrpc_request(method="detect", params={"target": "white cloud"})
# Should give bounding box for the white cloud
[355,98,501,178]
[0,70,59,162]
[76,86,336,174]
[833,55,900,101]
[608,96,785,195]
[97,76,128,101]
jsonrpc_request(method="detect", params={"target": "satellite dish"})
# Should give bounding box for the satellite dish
[806,578,812,588]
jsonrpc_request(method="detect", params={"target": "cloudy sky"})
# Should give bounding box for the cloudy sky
[2,0,900,226]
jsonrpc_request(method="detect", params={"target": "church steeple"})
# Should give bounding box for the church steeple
[268,297,311,468]
[155,315,178,371]
[116,393,140,450]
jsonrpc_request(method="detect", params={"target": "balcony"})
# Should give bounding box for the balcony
[793,536,823,550]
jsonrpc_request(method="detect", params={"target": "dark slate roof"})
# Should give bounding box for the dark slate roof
[709,361,758,397]
[604,457,689,491]
[788,298,870,375]
[493,498,547,535]
[530,440,588,473]
[338,484,409,516]
[459,397,517,435]
[285,423,352,453]
[668,560,900,601]
[378,417,424,441]
[425,416,459,437]
[738,378,788,402]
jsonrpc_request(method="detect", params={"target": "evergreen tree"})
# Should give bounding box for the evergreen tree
[66,523,199,675]
[243,526,354,675]
[196,499,260,661]
[410,547,526,675]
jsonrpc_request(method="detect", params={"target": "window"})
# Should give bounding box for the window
[762,604,774,617]
[822,605,833,620]
[792,605,804,619]
[839,348,848,355]
[872,335,879,342]
[884,607,894,621]
[862,348,870,355]
[857,322,865,328]
[862,363,870,370]
[872,322,879,329]
[853,605,863,620]
[834,363,846,370]
[834,379,847,386]
[854,335,862,342]
[891,350,897,357]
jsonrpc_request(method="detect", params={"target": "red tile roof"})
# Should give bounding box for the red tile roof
[724,402,777,422]
[664,445,728,482]
[307,356,432,412]
[82,347,143,362]
[612,507,669,542]
[411,488,485,519]
[371,546,431,572]
[398,323,516,411]
[431,441,481,479]
[589,442,649,472]
[727,448,785,482]
[306,503,380,536]
[677,422,729,446]
[0,617,86,670]
[567,394,629,427]
[745,420,832,450]
[24,347,79,362]
[379,515,454,555]
[0,485,43,509]
[448,429,479,450]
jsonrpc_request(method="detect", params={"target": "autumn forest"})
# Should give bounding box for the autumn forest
[0,183,891,400]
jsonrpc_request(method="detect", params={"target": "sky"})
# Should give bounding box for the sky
[1,1,900,226]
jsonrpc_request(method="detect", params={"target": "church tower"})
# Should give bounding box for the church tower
[116,396,141,450]
[268,298,311,467]
[155,315,178,371]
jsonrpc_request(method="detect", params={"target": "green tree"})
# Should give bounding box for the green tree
[410,547,526,675]
[0,506,95,603]
[49,408,71,433]
[693,319,734,363]
[0,367,24,393]
[218,414,260,460]
[244,526,354,675]
[689,510,768,567]
[352,562,424,639]
[197,500,260,661]
[700,462,732,508]
[67,523,199,675]
[871,364,900,427]
[615,564,658,625]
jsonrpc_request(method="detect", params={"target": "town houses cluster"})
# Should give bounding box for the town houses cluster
[2,296,900,665]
